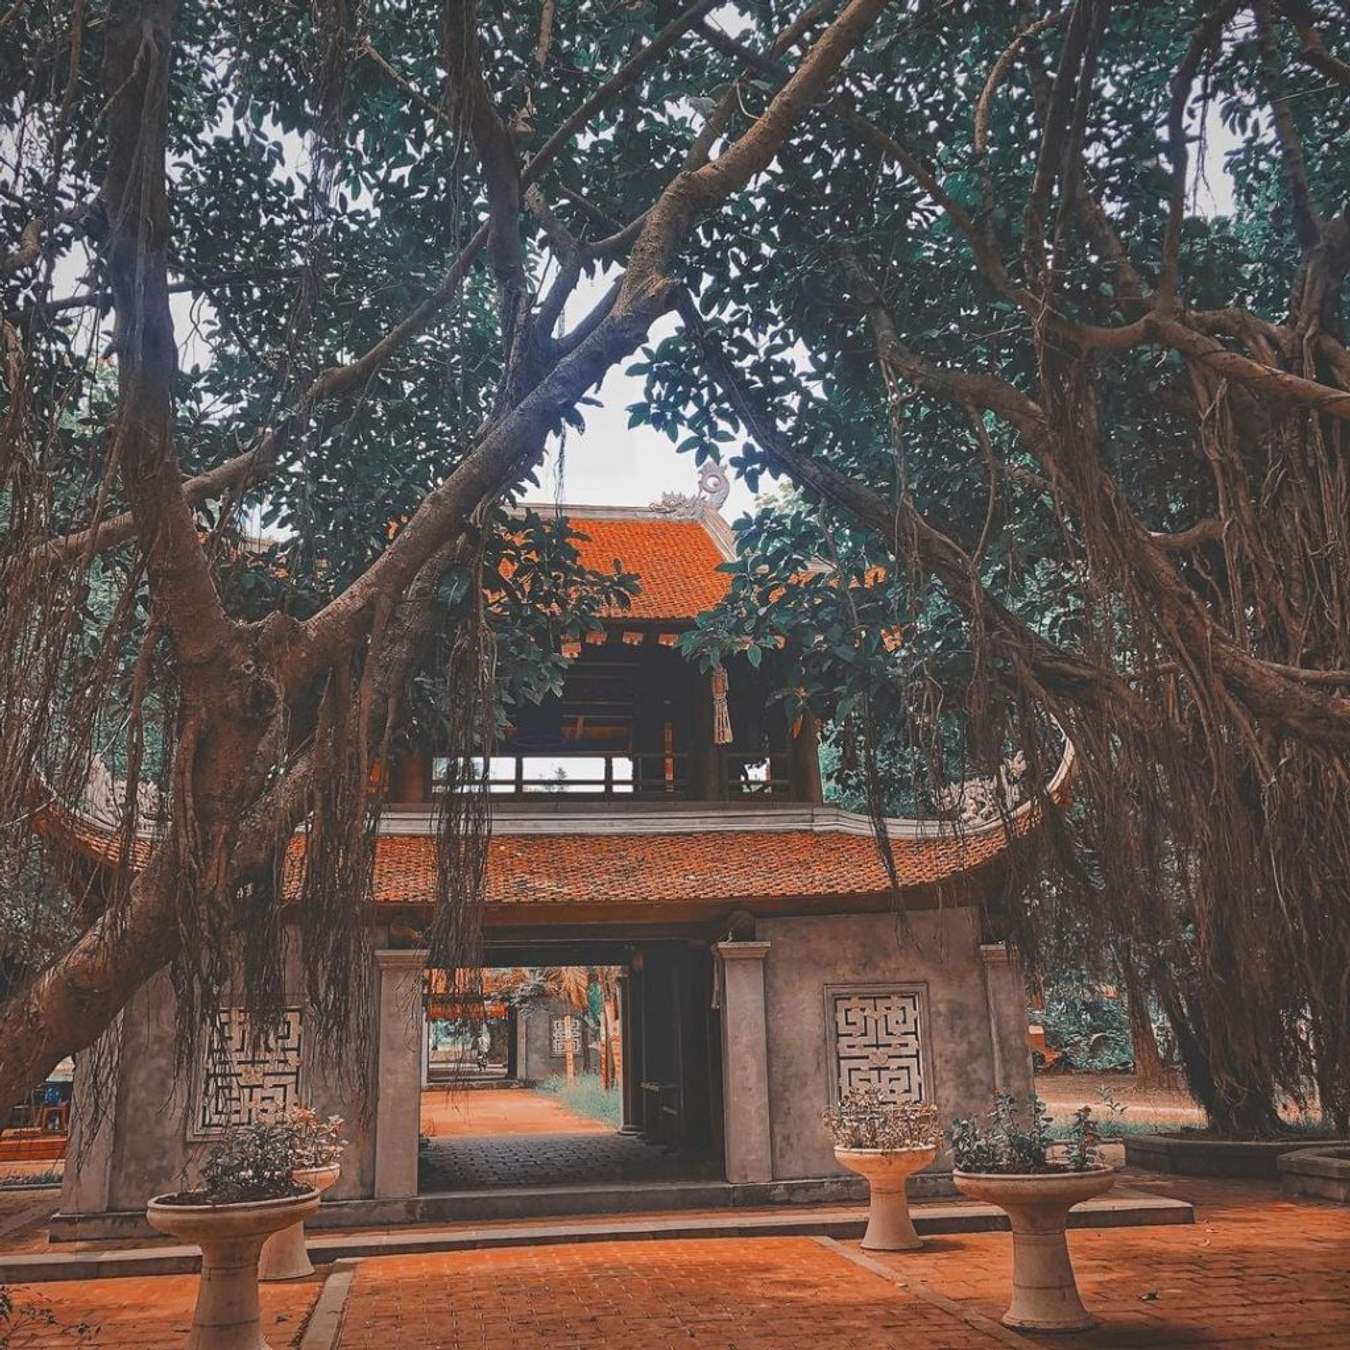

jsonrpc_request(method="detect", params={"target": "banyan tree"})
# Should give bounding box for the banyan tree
[2,1,1348,1137]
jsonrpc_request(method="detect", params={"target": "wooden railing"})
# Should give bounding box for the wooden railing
[432,752,792,799]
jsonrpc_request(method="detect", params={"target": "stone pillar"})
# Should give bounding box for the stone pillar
[374,950,425,1199]
[617,970,643,1135]
[60,1017,123,1217]
[420,1015,431,1090]
[980,943,1035,1101]
[715,940,773,1184]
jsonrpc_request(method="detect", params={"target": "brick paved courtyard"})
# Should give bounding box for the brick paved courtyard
[336,1236,1001,1349]
[3,1176,1347,1346]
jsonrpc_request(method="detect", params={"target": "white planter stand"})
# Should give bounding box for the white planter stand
[833,1146,938,1251]
[259,1164,340,1280]
[952,1165,1116,1332]
[146,1189,320,1350]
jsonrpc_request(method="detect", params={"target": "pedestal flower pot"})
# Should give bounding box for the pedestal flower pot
[259,1164,340,1281]
[146,1189,320,1350]
[952,1165,1115,1332]
[834,1145,938,1250]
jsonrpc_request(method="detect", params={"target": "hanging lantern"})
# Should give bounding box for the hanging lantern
[711,666,733,745]
[560,637,581,660]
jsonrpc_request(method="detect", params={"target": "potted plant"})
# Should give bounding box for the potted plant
[146,1119,321,1349]
[950,1094,1115,1332]
[824,1084,941,1250]
[259,1107,346,1281]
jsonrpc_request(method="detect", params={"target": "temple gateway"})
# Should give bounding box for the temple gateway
[49,491,1049,1238]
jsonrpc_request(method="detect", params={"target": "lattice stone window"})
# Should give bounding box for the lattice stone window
[829,986,928,1104]
[550,1014,583,1057]
[190,1006,303,1139]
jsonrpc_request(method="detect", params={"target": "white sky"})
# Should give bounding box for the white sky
[536,280,759,519]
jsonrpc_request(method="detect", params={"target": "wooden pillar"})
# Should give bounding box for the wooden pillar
[391,752,430,804]
[618,967,644,1135]
[678,944,714,1152]
[687,675,719,801]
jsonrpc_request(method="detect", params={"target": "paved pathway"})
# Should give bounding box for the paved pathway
[419,1086,609,1138]
[418,1130,717,1191]
[332,1176,1350,1348]
[417,1082,716,1190]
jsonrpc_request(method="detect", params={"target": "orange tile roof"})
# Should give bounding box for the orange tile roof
[38,801,1011,916]
[365,829,1006,908]
[566,516,731,622]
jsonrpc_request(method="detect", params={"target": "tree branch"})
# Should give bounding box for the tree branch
[1254,0,1322,251]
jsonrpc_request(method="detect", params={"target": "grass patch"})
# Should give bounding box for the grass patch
[1047,1118,1174,1140]
[535,1074,621,1127]
[0,1168,62,1189]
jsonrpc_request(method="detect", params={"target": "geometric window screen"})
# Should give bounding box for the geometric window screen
[831,988,926,1104]
[550,1015,583,1056]
[192,1006,303,1138]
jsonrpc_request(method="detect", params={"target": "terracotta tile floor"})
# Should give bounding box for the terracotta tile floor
[861,1177,1350,1348]
[0,1269,323,1347]
[7,1179,1349,1347]
[334,1178,1350,1347]
[336,1235,999,1349]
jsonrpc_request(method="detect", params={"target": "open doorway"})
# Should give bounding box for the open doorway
[416,949,723,1193]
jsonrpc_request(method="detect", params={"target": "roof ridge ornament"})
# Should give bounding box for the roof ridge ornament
[651,461,731,518]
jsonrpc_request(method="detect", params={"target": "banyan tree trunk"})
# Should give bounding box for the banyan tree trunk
[1120,959,1167,1091]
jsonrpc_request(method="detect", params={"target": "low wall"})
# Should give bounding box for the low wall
[1277,1146,1350,1202]
[1125,1132,1350,1179]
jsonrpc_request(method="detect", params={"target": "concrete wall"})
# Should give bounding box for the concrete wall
[517,996,590,1083]
[60,928,387,1220]
[757,907,1027,1182]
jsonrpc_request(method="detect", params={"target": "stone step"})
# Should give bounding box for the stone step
[7,1187,1192,1283]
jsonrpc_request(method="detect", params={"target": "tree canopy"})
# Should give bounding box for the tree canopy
[2,0,1348,1135]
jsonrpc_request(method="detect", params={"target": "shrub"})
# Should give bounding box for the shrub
[949,1092,1103,1173]
[199,1105,346,1203]
[287,1106,345,1169]
[823,1084,940,1151]
[202,1120,300,1203]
